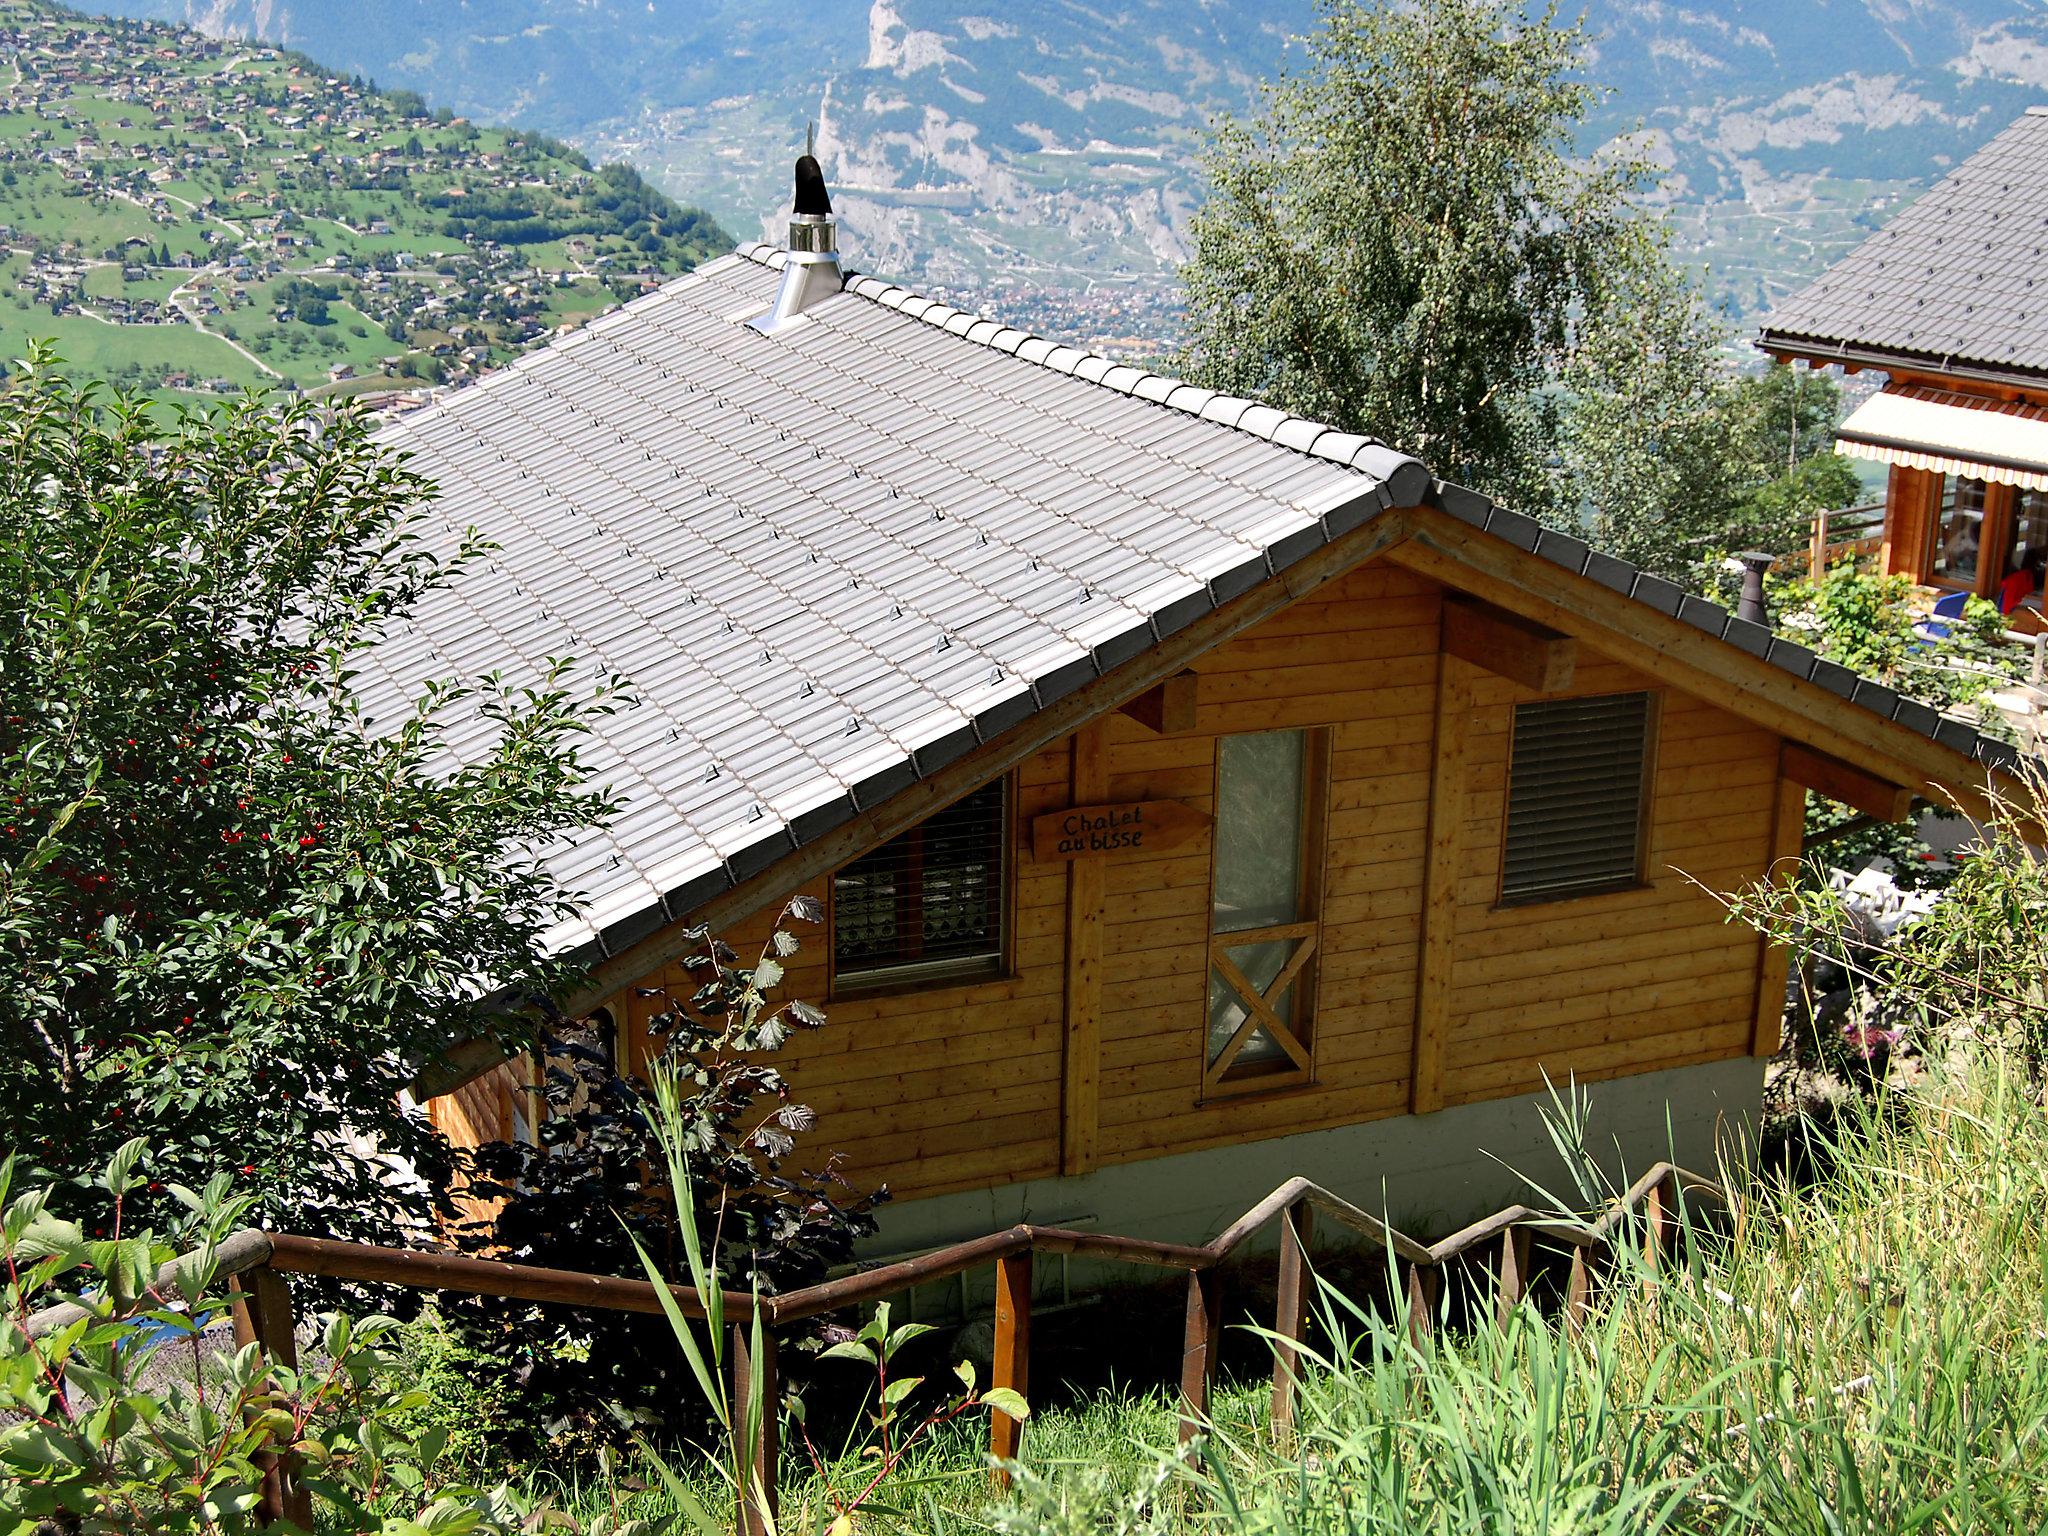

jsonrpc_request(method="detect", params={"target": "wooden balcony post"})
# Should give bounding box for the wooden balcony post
[229,1264,311,1529]
[1269,1202,1315,1443]
[731,1322,779,1536]
[1177,1268,1221,1452]
[990,1249,1032,1483]
[1495,1226,1532,1328]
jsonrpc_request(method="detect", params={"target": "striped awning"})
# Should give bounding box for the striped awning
[1835,384,2048,491]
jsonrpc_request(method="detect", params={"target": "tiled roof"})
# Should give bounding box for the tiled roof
[364,245,2033,966]
[1758,107,2048,378]
[359,247,1426,957]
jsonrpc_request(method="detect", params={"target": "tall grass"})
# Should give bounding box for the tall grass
[494,1044,2048,1533]
[981,1047,2048,1535]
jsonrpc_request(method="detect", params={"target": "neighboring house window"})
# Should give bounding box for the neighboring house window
[832,778,1008,989]
[1931,475,1988,588]
[1501,692,1656,905]
[1206,729,1326,1092]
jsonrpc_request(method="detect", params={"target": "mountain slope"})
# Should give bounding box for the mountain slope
[0,0,727,401]
[80,0,2048,349]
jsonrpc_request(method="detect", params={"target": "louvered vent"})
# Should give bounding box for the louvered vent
[1501,692,1654,905]
[832,778,1007,986]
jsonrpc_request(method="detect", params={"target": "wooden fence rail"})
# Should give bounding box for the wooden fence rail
[30,1162,1723,1535]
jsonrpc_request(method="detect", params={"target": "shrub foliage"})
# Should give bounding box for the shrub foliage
[0,353,614,1240]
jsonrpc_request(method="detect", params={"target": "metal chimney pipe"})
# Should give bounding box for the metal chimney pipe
[1734,550,1776,627]
[750,153,842,336]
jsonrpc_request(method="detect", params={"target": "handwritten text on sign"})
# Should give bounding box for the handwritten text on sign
[1031,799,1212,862]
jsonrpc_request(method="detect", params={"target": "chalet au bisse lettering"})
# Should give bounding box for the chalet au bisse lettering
[1053,802,1153,855]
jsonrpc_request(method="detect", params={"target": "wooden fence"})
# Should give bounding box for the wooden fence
[34,1162,1723,1534]
[1783,501,1886,576]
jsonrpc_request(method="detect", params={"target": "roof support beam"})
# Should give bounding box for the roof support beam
[1441,595,1576,693]
[1780,741,1916,823]
[1118,669,1199,734]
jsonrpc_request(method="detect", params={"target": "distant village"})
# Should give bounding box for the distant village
[0,4,720,407]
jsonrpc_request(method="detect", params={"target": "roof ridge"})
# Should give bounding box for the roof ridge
[734,242,1420,488]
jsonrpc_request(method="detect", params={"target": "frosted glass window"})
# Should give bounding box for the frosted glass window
[1212,730,1306,933]
[1207,730,1315,1074]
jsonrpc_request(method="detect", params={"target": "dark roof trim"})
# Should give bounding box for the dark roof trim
[1416,480,2035,782]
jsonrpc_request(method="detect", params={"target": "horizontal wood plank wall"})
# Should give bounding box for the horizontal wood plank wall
[608,739,1074,1203]
[1095,563,1436,1167]
[1439,653,1775,1106]
[589,559,1779,1205]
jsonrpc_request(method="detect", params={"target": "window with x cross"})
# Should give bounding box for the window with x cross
[1204,728,1328,1095]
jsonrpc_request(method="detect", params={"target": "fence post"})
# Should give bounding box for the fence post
[731,1321,779,1536]
[1177,1267,1221,1452]
[229,1264,311,1530]
[1495,1226,1532,1327]
[1564,1242,1595,1338]
[990,1249,1032,1484]
[1269,1201,1315,1444]
[1403,1260,1438,1350]
[1641,1173,1676,1302]
[1810,505,1829,576]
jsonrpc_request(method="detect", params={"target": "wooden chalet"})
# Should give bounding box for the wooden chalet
[1761,107,2048,625]
[385,164,2032,1258]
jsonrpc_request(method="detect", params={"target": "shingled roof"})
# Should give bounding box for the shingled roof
[363,244,2034,967]
[1759,107,2048,382]
[359,246,1428,957]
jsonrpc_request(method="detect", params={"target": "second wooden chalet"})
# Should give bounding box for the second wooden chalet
[1761,107,2048,627]
[377,162,2033,1254]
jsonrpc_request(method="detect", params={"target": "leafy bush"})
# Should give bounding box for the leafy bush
[0,1141,517,1535]
[442,904,883,1460]
[0,353,616,1244]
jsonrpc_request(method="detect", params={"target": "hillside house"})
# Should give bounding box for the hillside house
[384,164,2032,1256]
[1761,108,2048,630]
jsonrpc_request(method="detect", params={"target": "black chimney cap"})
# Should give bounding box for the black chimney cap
[793,155,831,217]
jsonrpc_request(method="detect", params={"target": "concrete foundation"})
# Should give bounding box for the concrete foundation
[859,1057,1763,1276]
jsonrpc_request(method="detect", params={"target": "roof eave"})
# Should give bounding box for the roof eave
[1756,330,2048,394]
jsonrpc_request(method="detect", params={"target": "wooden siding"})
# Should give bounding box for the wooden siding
[578,557,1777,1204]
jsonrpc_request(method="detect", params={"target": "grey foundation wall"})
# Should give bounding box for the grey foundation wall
[859,1056,1763,1272]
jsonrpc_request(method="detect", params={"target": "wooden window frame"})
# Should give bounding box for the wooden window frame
[1493,690,1661,910]
[1924,475,2005,597]
[824,773,1017,1001]
[1201,727,1331,1101]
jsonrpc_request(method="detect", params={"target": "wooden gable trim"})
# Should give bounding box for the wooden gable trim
[558,507,1424,1018]
[1385,505,2022,831]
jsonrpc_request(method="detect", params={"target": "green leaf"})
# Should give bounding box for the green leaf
[880,1375,923,1407]
[631,1435,725,1536]
[979,1388,1030,1422]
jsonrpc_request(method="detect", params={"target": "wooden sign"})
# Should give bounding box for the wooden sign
[1032,799,1211,862]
